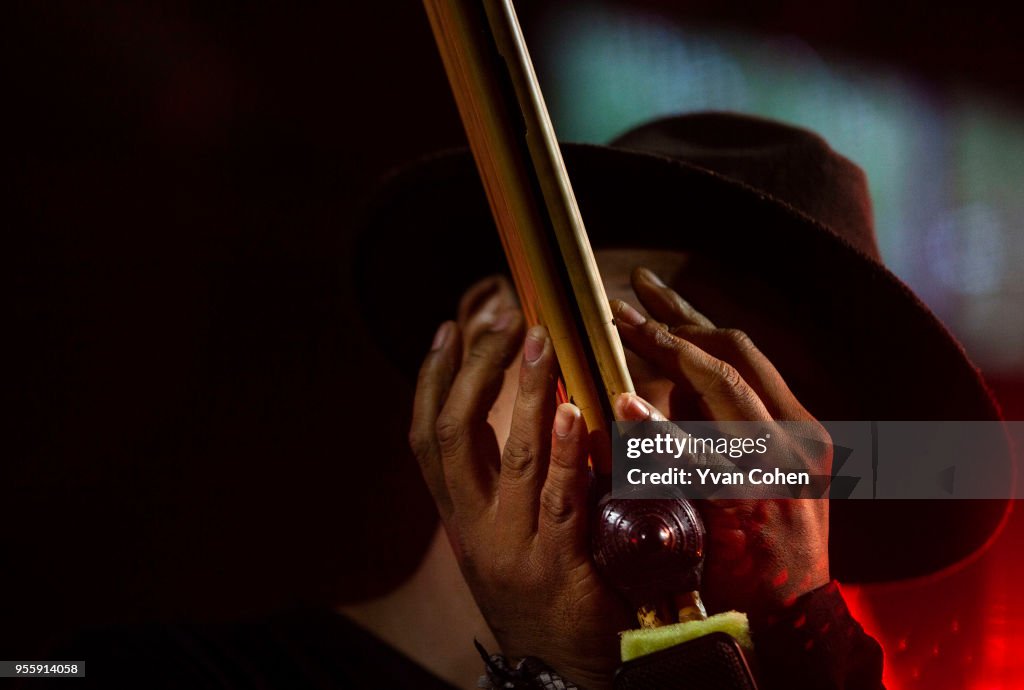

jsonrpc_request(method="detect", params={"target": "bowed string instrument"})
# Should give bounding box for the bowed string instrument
[421,0,708,631]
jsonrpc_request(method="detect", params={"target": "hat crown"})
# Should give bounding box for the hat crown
[610,112,880,260]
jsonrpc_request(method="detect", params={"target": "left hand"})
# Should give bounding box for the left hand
[409,283,631,690]
[609,267,832,623]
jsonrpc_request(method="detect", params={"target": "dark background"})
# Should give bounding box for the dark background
[6,0,1024,680]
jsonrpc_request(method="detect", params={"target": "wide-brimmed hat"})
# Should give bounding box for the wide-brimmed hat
[356,112,1009,583]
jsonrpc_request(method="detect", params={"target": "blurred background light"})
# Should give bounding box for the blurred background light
[536,1,1024,375]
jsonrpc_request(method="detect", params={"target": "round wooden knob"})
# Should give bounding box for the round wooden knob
[592,495,705,602]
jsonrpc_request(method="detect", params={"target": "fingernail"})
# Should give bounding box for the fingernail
[431,321,452,351]
[615,301,647,327]
[641,267,666,287]
[524,325,547,362]
[554,403,579,438]
[476,292,503,320]
[620,394,652,421]
[489,309,516,332]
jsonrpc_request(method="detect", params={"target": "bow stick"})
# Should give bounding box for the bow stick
[421,0,633,473]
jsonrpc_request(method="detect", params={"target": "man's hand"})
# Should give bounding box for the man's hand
[408,268,832,686]
[610,267,832,623]
[409,278,631,690]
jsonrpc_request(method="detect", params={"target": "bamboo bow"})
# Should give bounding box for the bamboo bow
[421,0,634,474]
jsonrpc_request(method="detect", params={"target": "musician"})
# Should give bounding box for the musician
[349,112,1007,688]
[43,114,1005,690]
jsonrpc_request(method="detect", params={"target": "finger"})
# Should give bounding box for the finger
[436,306,524,517]
[631,266,715,329]
[409,320,463,521]
[456,275,503,325]
[538,404,590,560]
[612,299,771,422]
[669,326,809,420]
[497,325,557,541]
[459,276,518,360]
[613,392,668,422]
[629,267,810,420]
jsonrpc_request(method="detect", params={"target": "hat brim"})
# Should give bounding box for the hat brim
[356,143,1010,583]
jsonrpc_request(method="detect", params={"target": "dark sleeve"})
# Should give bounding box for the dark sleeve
[750,581,885,690]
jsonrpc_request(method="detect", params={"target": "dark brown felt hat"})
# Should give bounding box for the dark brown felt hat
[356,112,1010,583]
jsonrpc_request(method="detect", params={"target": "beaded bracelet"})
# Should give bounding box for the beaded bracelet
[475,640,581,690]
